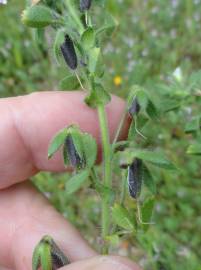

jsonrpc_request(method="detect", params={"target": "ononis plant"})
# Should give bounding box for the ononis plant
[21,1,175,269]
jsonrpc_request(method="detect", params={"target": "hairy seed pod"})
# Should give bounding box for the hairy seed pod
[80,0,92,11]
[128,97,140,117]
[50,240,70,270]
[60,35,77,70]
[127,158,143,199]
[64,135,84,169]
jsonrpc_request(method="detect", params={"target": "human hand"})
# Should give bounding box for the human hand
[0,91,141,270]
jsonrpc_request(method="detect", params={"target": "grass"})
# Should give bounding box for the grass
[1,0,201,269]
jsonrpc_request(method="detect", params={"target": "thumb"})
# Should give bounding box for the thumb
[60,255,142,270]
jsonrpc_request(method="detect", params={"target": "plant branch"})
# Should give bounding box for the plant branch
[97,104,112,254]
[65,0,84,33]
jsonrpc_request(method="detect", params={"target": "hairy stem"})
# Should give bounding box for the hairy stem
[98,105,112,254]
[120,170,127,205]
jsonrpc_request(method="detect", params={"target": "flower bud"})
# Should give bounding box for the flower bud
[21,5,53,28]
[60,35,78,70]
[127,158,142,199]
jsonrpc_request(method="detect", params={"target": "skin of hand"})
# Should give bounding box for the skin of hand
[0,91,142,270]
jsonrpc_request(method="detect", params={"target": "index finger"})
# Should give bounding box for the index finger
[0,91,128,189]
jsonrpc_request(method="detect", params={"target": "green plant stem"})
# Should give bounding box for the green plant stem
[66,0,84,33]
[120,170,127,205]
[97,104,112,254]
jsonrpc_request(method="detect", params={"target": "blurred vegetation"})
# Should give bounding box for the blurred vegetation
[0,0,201,269]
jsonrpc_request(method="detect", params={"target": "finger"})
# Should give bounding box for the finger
[0,91,128,189]
[0,182,97,270]
[60,255,142,270]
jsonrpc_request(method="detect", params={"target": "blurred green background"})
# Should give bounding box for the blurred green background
[0,1,201,269]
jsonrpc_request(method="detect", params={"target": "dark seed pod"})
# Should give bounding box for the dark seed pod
[50,240,70,270]
[80,0,92,11]
[60,35,77,70]
[128,97,140,117]
[127,158,143,199]
[64,135,84,169]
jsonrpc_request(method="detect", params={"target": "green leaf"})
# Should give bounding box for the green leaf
[87,47,104,77]
[136,90,149,110]
[40,244,51,270]
[142,164,156,195]
[127,85,148,111]
[22,5,53,28]
[63,143,69,166]
[48,129,67,159]
[81,27,96,51]
[32,244,41,270]
[85,83,111,108]
[65,170,89,195]
[112,204,135,231]
[141,197,155,231]
[134,150,176,170]
[88,47,100,73]
[186,143,201,155]
[159,99,181,112]
[120,149,176,170]
[128,120,136,141]
[53,29,65,65]
[82,133,97,168]
[127,85,158,120]
[185,117,200,133]
[59,75,80,90]
[146,100,158,120]
[96,12,118,36]
[32,237,52,270]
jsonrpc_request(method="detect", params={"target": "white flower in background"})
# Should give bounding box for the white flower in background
[0,0,7,4]
[173,67,183,82]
